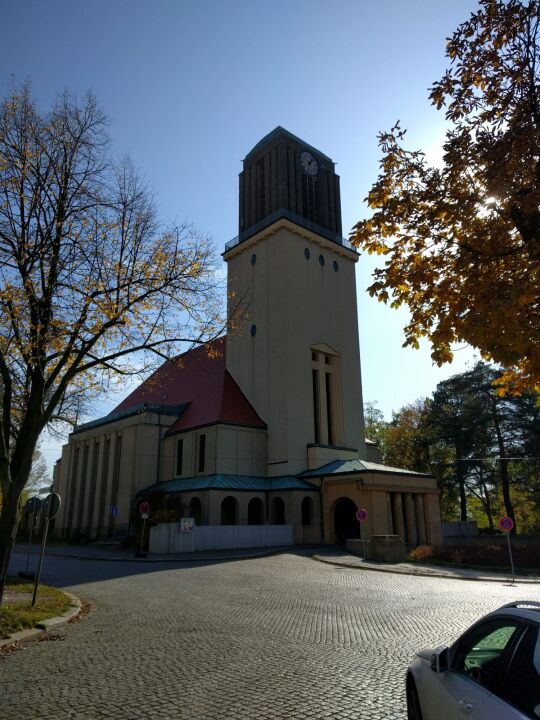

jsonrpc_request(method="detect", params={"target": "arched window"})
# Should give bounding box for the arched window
[271,497,285,525]
[248,497,264,525]
[188,497,202,525]
[221,496,238,525]
[301,496,313,526]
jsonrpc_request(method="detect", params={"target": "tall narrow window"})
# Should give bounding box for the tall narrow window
[176,438,183,476]
[325,372,333,446]
[76,444,90,532]
[66,446,80,535]
[198,434,206,473]
[97,438,110,538]
[108,435,122,536]
[85,441,100,532]
[312,369,320,443]
[311,348,342,446]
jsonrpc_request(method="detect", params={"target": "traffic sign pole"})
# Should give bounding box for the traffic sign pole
[31,515,49,607]
[135,501,150,558]
[32,493,61,607]
[140,516,147,555]
[356,508,368,559]
[506,532,515,585]
[25,505,36,576]
[498,516,515,585]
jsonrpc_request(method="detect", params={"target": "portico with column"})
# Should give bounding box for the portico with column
[303,462,442,547]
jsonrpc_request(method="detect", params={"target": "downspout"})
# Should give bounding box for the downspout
[319,478,325,543]
[156,412,162,484]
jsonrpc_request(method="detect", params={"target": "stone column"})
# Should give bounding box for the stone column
[392,493,405,542]
[387,493,394,534]
[404,493,418,546]
[415,495,427,545]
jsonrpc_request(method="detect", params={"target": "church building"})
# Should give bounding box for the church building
[53,128,442,549]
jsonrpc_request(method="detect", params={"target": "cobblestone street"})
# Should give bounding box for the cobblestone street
[2,552,539,720]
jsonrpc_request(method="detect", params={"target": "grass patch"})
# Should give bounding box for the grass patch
[0,576,73,639]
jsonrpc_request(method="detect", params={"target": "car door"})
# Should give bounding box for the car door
[419,618,522,720]
[498,622,540,719]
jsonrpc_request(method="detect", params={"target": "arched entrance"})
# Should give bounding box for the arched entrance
[333,497,359,545]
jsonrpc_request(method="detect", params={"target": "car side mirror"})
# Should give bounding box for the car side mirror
[430,646,450,673]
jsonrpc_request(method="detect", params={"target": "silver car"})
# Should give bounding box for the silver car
[406,601,540,719]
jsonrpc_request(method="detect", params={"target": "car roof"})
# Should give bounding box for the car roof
[490,601,540,625]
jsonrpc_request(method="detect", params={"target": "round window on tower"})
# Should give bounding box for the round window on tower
[304,248,310,260]
[251,324,257,337]
[251,254,257,266]
[319,254,325,266]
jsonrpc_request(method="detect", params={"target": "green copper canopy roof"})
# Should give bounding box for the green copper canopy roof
[137,474,319,495]
[298,459,430,479]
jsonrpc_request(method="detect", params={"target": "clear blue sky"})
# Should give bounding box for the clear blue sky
[2,0,482,470]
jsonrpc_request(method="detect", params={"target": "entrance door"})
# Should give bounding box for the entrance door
[334,497,359,545]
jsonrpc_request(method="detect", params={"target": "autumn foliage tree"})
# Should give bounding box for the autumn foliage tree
[351,0,540,394]
[0,84,223,602]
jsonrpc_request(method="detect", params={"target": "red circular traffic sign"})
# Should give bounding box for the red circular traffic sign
[139,501,150,515]
[499,516,514,533]
[356,508,368,522]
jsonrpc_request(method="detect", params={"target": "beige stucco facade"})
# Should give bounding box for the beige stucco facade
[225,219,366,477]
[55,410,176,538]
[161,424,268,479]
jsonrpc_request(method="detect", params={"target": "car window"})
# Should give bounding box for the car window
[501,624,540,719]
[452,619,521,693]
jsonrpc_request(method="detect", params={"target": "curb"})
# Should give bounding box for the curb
[312,554,540,584]
[0,591,82,650]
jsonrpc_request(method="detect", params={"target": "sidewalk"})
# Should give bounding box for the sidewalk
[12,543,300,564]
[12,543,540,583]
[313,550,540,584]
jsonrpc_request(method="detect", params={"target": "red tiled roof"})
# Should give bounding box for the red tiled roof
[112,337,266,434]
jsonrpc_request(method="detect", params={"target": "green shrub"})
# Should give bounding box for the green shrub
[407,542,540,570]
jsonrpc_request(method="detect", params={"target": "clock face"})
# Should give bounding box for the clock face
[300,151,319,177]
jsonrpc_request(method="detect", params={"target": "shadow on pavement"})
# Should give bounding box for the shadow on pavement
[7,545,321,591]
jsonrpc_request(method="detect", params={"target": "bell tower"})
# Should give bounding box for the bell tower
[238,126,343,243]
[225,128,365,476]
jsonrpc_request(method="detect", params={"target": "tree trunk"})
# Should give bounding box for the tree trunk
[0,428,41,604]
[0,488,21,605]
[491,401,517,533]
[499,458,516,533]
[480,479,494,531]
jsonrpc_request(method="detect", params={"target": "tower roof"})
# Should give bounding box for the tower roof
[244,126,333,164]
